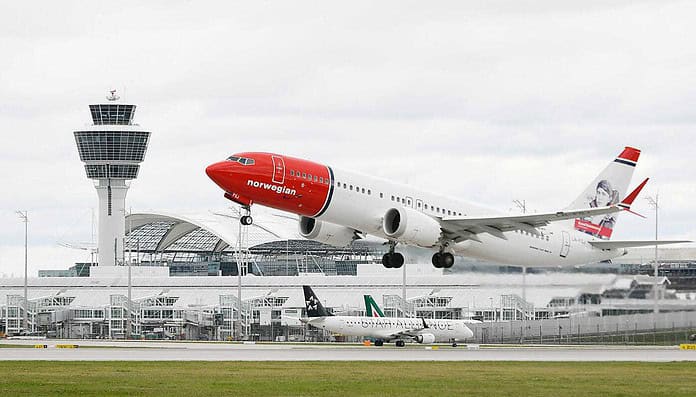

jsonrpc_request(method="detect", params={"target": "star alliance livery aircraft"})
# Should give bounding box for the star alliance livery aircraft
[300,286,475,347]
[206,147,689,269]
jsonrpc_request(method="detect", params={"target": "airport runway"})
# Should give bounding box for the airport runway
[1,340,694,361]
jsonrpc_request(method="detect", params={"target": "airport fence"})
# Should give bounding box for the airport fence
[470,311,696,345]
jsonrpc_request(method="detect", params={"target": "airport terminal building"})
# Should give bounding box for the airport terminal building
[2,207,695,342]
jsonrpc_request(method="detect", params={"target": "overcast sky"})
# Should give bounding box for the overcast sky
[1,1,695,276]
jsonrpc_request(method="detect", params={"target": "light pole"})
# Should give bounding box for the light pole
[15,211,28,333]
[646,194,659,314]
[402,261,407,317]
[512,199,526,214]
[237,207,244,341]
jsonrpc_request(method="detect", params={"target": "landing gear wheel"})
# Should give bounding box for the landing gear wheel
[382,254,392,268]
[240,215,253,225]
[432,253,443,268]
[382,253,404,268]
[395,340,406,347]
[451,342,458,348]
[432,252,455,268]
[441,252,454,268]
[390,253,404,268]
[374,339,384,347]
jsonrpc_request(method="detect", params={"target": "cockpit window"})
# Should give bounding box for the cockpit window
[226,156,255,165]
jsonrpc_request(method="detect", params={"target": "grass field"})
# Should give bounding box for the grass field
[0,361,694,396]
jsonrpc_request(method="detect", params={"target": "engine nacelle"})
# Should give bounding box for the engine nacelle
[383,207,441,248]
[414,333,436,344]
[299,216,358,247]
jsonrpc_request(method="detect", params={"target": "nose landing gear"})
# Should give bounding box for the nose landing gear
[239,206,253,225]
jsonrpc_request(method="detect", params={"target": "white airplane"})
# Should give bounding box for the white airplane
[206,147,689,269]
[300,286,475,347]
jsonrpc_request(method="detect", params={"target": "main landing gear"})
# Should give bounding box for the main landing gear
[395,340,406,347]
[382,241,404,268]
[239,206,253,226]
[432,252,454,268]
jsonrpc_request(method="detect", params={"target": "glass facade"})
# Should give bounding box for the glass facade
[74,131,150,162]
[85,164,140,179]
[89,104,136,125]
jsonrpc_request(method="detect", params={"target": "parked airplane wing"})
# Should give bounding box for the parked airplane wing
[588,240,691,249]
[384,318,429,340]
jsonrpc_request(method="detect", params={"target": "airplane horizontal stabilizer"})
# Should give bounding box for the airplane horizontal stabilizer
[589,240,691,249]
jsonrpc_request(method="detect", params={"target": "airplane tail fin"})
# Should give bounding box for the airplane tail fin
[303,286,332,318]
[566,147,641,240]
[364,295,385,317]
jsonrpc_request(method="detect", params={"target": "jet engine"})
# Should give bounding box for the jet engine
[383,207,441,248]
[299,216,359,247]
[414,333,436,344]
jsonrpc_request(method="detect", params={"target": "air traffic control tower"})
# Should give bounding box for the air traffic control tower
[74,91,151,266]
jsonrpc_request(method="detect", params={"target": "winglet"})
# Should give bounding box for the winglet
[618,178,649,210]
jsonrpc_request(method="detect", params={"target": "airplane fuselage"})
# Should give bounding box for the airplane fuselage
[306,316,474,343]
[206,152,626,268]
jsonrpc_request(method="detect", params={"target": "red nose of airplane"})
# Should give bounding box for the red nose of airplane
[205,161,229,188]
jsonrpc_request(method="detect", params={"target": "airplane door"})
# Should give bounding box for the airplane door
[271,156,285,184]
[560,231,570,258]
[405,196,414,208]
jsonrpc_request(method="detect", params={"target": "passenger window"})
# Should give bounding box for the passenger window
[417,202,421,208]
[350,185,353,191]
[343,183,347,189]
[424,204,428,210]
[361,188,365,194]
[308,174,312,180]
[302,173,307,178]
[391,195,395,201]
[379,193,383,198]
[314,176,318,182]
[319,177,323,183]
[447,210,451,215]
[368,189,371,195]
[290,170,294,176]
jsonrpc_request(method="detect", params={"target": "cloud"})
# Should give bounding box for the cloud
[1,1,694,275]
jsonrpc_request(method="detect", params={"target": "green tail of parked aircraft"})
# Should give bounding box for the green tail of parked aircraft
[364,295,385,317]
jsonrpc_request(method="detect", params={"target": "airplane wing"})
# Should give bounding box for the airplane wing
[384,318,430,340]
[588,240,691,249]
[441,206,621,239]
[438,178,648,242]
